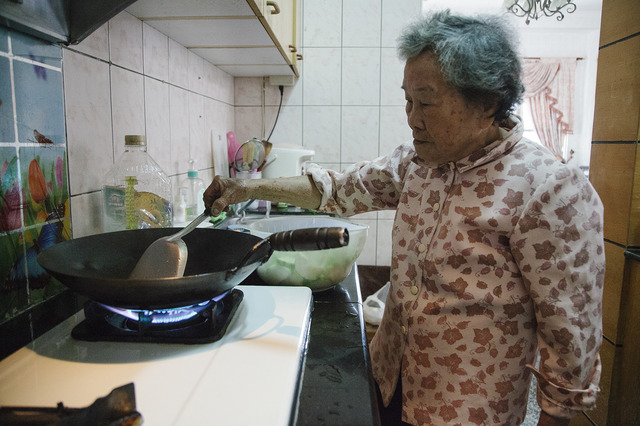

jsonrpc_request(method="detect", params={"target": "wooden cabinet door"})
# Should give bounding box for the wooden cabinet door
[263,0,296,64]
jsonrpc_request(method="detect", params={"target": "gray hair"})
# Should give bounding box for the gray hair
[398,10,524,122]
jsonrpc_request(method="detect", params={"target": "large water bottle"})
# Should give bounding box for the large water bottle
[102,135,173,232]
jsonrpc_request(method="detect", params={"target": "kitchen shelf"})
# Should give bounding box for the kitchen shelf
[125,0,299,78]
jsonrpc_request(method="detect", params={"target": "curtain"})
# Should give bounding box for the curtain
[522,58,576,162]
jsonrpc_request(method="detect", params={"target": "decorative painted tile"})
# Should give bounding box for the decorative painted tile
[0,25,8,53]
[13,61,65,144]
[0,57,14,142]
[24,220,70,306]
[0,231,29,323]
[18,146,69,228]
[9,29,62,68]
[0,148,21,232]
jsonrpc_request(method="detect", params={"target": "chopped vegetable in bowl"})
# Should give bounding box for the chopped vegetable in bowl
[244,216,368,291]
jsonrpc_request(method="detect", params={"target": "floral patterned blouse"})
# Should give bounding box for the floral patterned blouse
[307,116,604,425]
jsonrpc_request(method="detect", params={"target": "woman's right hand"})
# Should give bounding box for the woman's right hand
[203,175,248,217]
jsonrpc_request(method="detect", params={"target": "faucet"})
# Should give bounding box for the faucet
[230,199,270,223]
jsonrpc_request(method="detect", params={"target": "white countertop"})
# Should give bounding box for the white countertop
[0,285,312,425]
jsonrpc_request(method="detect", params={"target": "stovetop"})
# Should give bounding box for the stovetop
[0,285,312,425]
[73,289,244,344]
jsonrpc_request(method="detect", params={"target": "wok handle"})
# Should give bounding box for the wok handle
[268,227,349,251]
[229,227,350,276]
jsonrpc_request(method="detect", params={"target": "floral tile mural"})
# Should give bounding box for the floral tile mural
[0,231,28,322]
[0,148,20,231]
[19,146,69,227]
[0,26,71,325]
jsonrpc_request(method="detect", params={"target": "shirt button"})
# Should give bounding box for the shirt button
[449,162,455,171]
[410,285,419,295]
[402,326,407,335]
[418,244,426,253]
[433,202,440,212]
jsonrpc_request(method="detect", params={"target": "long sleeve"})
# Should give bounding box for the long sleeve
[306,142,416,216]
[512,166,604,418]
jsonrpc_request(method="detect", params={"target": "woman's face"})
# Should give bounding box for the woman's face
[403,52,499,166]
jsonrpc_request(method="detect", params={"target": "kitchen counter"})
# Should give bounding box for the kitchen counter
[0,286,314,425]
[218,212,381,423]
[0,262,381,425]
[290,266,381,426]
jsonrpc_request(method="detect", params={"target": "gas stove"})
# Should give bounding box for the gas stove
[73,289,244,344]
[0,285,312,425]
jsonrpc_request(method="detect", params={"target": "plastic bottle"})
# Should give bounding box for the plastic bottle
[178,159,206,222]
[102,135,173,232]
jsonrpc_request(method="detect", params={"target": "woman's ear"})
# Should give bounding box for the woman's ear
[475,100,499,127]
[482,99,500,121]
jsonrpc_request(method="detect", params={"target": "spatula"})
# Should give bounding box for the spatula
[129,211,209,279]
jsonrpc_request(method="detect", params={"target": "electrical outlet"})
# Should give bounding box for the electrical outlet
[269,75,295,86]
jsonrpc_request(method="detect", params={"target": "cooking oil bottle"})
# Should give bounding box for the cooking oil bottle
[102,135,173,232]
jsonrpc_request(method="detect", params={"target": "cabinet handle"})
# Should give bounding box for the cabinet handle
[266,1,280,15]
[289,45,297,53]
[296,54,303,60]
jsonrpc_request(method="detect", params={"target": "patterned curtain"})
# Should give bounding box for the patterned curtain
[522,58,576,162]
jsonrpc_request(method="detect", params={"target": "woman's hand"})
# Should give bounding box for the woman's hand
[203,176,248,216]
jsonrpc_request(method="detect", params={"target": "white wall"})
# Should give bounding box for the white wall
[64,12,234,238]
[234,0,602,266]
[235,0,423,267]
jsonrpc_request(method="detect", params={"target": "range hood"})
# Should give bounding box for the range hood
[0,0,138,45]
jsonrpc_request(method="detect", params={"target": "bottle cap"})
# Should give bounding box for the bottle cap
[125,135,146,146]
[187,159,198,178]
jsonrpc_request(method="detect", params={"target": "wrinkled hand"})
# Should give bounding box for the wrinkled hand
[203,176,248,217]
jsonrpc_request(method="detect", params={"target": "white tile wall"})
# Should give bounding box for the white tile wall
[63,12,234,238]
[64,1,421,264]
[233,0,421,266]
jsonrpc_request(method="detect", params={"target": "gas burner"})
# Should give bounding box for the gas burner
[71,289,244,344]
[100,291,229,327]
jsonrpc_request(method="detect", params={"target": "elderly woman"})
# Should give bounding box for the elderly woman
[204,10,604,426]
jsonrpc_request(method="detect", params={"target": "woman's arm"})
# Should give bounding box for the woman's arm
[204,174,322,216]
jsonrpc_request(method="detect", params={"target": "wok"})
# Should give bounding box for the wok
[37,227,348,310]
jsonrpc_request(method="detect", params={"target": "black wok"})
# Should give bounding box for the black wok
[37,227,348,310]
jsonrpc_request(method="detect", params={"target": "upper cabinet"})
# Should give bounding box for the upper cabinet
[126,0,300,77]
